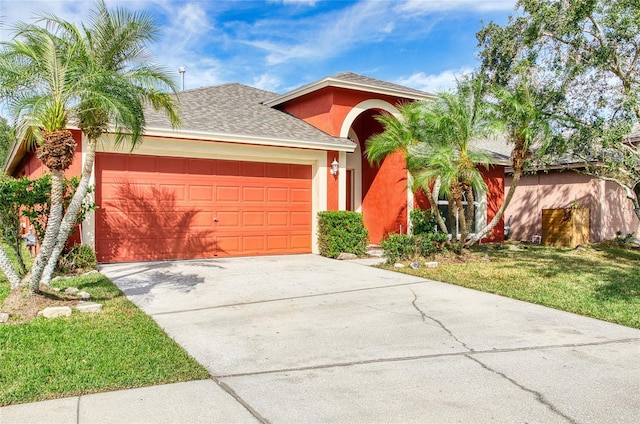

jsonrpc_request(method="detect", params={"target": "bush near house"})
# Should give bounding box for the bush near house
[380,233,449,264]
[317,211,369,258]
[410,208,439,235]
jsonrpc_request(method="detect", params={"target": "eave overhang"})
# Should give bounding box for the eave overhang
[263,76,435,107]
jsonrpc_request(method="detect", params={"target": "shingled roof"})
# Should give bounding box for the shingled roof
[144,83,353,149]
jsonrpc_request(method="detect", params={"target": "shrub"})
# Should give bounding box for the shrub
[410,208,438,235]
[380,233,416,263]
[381,232,450,264]
[56,244,98,275]
[614,230,636,245]
[317,211,369,258]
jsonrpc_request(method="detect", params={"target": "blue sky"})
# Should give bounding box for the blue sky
[0,0,516,94]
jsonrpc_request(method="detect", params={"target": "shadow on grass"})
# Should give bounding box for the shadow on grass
[485,247,640,302]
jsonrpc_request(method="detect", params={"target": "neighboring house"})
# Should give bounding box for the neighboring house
[5,72,506,263]
[503,127,640,243]
[505,166,640,243]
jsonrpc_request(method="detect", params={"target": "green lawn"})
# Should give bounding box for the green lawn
[383,244,640,329]
[0,272,209,406]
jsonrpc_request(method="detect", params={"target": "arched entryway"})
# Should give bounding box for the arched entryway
[341,100,410,244]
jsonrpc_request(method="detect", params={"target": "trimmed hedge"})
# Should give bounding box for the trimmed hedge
[317,211,369,258]
[380,232,450,264]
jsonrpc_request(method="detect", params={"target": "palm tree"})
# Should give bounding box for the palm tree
[38,0,180,285]
[0,22,83,292]
[366,101,448,233]
[366,78,493,250]
[467,76,553,245]
[411,83,492,248]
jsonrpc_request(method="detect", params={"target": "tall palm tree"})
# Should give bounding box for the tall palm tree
[411,82,492,247]
[38,0,180,285]
[366,78,493,249]
[0,22,83,292]
[467,76,553,245]
[366,101,448,233]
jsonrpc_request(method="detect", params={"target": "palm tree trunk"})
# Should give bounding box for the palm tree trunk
[41,139,97,286]
[424,177,448,233]
[467,166,522,246]
[29,168,65,293]
[464,184,475,237]
[0,244,22,290]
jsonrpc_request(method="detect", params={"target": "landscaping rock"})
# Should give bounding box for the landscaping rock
[394,263,405,268]
[83,270,100,276]
[75,302,103,313]
[424,261,439,268]
[77,291,91,300]
[38,306,72,318]
[0,312,9,323]
[508,244,521,251]
[337,252,358,260]
[64,287,80,295]
[409,262,421,269]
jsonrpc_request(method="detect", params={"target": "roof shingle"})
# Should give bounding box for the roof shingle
[145,83,351,147]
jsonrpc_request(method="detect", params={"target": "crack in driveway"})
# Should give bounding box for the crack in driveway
[409,288,580,424]
[466,355,579,424]
[410,289,473,351]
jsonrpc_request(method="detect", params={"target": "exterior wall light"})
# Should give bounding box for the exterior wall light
[330,158,339,176]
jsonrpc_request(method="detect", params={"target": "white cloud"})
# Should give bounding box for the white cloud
[397,0,517,14]
[268,0,318,5]
[243,1,408,65]
[396,68,473,93]
[252,74,282,92]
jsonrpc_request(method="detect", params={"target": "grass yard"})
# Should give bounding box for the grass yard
[383,244,640,329]
[0,272,209,406]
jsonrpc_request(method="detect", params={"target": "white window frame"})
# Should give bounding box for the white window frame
[437,190,487,238]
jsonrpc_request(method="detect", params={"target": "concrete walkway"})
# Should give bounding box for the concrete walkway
[2,254,639,423]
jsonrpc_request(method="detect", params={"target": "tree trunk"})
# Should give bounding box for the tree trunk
[466,166,522,246]
[464,184,475,237]
[29,168,65,293]
[41,139,97,286]
[425,177,448,233]
[0,244,22,290]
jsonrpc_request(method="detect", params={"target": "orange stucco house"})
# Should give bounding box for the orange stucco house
[6,72,505,263]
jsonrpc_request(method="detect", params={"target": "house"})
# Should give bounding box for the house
[494,126,640,243]
[504,165,640,243]
[5,72,506,263]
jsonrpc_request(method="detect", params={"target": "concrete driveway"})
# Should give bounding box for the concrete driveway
[101,254,640,424]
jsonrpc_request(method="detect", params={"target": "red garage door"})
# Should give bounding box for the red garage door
[95,153,312,262]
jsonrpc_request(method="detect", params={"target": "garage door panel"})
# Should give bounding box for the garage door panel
[217,186,240,202]
[291,211,311,226]
[188,158,214,175]
[96,153,311,262]
[242,186,265,202]
[242,235,265,251]
[291,188,311,203]
[189,186,214,201]
[267,187,288,202]
[216,211,240,227]
[291,234,311,249]
[158,184,186,200]
[242,211,265,226]
[241,162,265,177]
[159,157,186,174]
[267,211,288,226]
[217,160,240,176]
[266,235,288,250]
